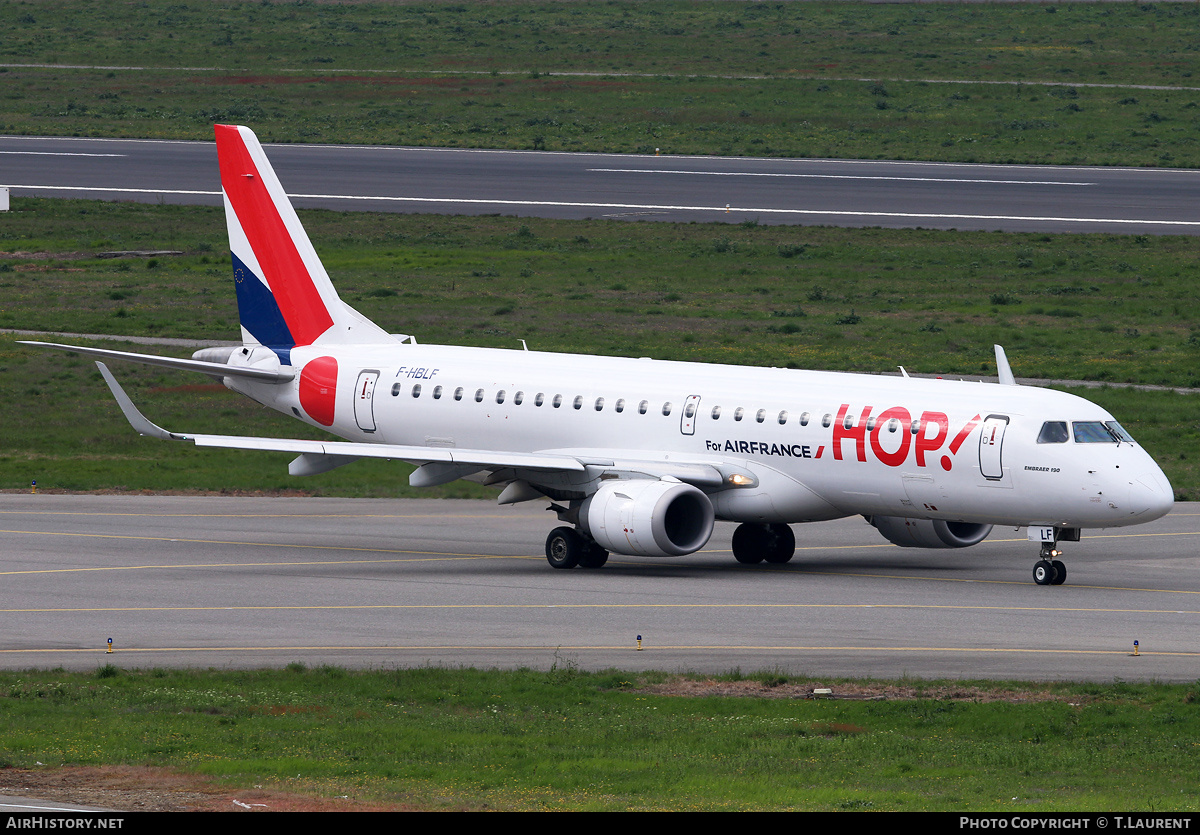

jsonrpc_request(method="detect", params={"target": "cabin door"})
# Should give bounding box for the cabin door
[978,414,1009,481]
[354,370,380,433]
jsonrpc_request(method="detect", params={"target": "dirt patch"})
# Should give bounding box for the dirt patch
[637,677,1070,703]
[0,252,93,261]
[0,766,412,812]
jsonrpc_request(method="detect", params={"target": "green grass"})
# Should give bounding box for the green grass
[2,1,1199,165]
[5,197,1200,498]
[3,665,1200,811]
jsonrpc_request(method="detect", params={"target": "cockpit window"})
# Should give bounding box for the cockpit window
[1037,421,1069,444]
[1105,421,1136,444]
[1073,421,1121,443]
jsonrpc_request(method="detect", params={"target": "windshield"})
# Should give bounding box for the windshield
[1073,420,1136,444]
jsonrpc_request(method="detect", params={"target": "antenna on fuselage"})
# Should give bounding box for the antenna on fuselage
[994,344,1017,386]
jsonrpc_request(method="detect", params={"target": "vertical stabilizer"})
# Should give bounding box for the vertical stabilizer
[215,124,394,359]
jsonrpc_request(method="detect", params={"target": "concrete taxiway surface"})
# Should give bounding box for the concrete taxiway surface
[2,494,1198,681]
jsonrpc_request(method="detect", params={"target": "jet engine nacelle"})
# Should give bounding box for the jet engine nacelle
[866,516,993,549]
[581,479,715,557]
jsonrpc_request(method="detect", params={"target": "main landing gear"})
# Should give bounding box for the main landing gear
[1033,544,1067,586]
[545,526,609,569]
[731,523,796,565]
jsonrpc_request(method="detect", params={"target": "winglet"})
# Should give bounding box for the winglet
[96,362,190,441]
[994,345,1017,386]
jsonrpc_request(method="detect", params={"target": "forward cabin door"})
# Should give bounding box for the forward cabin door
[978,414,1009,481]
[354,370,380,433]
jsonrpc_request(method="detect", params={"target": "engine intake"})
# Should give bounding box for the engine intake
[581,479,714,557]
[866,516,993,549]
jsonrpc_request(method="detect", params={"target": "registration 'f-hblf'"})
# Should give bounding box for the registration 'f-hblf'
[24,125,1175,585]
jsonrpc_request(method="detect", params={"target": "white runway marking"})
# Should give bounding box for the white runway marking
[588,167,1095,187]
[0,150,125,157]
[9,184,1199,227]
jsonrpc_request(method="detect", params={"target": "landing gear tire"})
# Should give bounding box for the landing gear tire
[546,526,585,569]
[733,523,795,565]
[732,524,766,564]
[762,524,796,564]
[1051,559,1066,586]
[579,543,609,569]
[1033,559,1058,586]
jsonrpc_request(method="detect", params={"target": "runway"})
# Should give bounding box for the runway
[3,493,1199,681]
[3,134,1199,233]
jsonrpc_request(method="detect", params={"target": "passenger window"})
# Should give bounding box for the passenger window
[391,382,402,397]
[412,384,422,398]
[865,416,876,431]
[755,409,766,424]
[1037,421,1069,444]
[433,385,443,400]
[685,402,696,418]
[778,410,788,425]
[711,406,722,420]
[910,419,921,434]
[734,407,745,422]
[615,399,625,413]
[887,419,899,433]
[475,389,484,403]
[821,414,831,428]
[495,390,506,404]
[638,400,649,414]
[454,387,464,401]
[573,396,583,410]
[800,412,810,427]
[662,402,672,416]
[595,397,604,411]
[514,391,524,405]
[535,392,545,406]
[553,394,563,408]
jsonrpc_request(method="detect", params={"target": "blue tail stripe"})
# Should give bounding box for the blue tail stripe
[233,254,296,355]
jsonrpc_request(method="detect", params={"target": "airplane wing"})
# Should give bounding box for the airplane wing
[95,362,749,490]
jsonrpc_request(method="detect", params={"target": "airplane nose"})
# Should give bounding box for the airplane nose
[1130,467,1174,522]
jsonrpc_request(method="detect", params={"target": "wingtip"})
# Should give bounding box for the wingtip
[95,361,187,441]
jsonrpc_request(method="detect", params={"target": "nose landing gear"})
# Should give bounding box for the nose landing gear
[1033,544,1067,586]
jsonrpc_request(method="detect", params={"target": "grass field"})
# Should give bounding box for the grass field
[2,1,1199,165]
[3,665,1199,811]
[5,197,1200,498]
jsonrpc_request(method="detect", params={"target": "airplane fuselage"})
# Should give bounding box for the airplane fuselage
[228,341,1173,533]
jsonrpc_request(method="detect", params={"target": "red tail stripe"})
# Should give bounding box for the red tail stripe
[215,125,333,346]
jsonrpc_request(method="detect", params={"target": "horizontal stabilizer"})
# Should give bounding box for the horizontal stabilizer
[20,341,295,383]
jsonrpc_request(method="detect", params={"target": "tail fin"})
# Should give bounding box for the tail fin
[215,124,393,360]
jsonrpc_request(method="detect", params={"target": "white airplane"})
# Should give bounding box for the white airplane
[22,125,1174,585]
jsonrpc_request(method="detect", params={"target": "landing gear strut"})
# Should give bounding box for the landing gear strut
[732,523,796,565]
[545,526,608,569]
